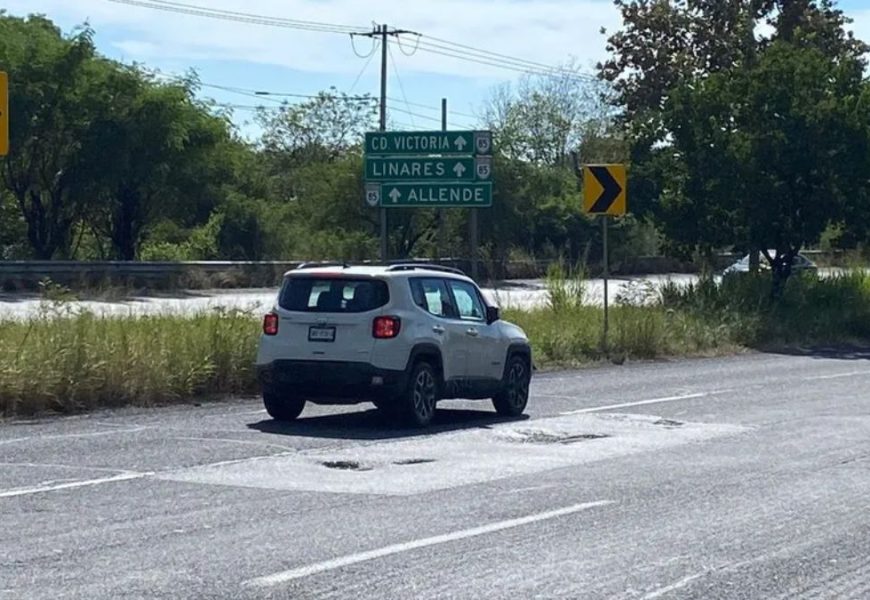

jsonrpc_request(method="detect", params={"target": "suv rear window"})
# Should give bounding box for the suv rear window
[278,277,389,313]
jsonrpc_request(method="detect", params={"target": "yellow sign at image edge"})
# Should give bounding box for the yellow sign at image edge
[583,164,626,216]
[0,72,8,156]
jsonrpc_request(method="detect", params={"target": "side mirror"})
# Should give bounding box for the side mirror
[486,305,500,324]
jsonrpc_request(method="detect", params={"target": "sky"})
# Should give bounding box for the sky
[5,0,870,139]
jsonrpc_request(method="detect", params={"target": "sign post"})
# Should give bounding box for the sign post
[0,72,8,157]
[364,129,493,271]
[583,164,627,354]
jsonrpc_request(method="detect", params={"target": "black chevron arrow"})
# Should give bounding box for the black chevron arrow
[589,166,622,213]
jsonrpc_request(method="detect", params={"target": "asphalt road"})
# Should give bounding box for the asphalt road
[2,350,870,599]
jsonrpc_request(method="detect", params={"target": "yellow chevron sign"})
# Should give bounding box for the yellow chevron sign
[583,164,626,216]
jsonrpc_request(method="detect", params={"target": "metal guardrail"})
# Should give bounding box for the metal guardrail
[0,252,856,290]
[0,259,473,289]
[0,260,300,274]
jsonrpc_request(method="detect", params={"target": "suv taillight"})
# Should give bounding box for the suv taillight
[263,313,279,335]
[373,316,401,339]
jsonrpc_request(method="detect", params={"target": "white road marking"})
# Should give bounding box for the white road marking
[802,371,870,381]
[0,461,135,474]
[638,539,825,600]
[0,450,293,499]
[173,436,296,452]
[245,500,613,587]
[561,392,714,415]
[0,472,150,499]
[640,573,703,599]
[505,484,559,494]
[0,427,147,446]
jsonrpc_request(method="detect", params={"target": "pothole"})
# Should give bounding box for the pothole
[558,433,610,444]
[393,458,437,466]
[505,430,610,444]
[653,419,684,428]
[321,460,372,471]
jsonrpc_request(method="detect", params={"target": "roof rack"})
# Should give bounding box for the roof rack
[294,261,350,270]
[385,263,466,276]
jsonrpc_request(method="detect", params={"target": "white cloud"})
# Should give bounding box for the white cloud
[3,0,621,80]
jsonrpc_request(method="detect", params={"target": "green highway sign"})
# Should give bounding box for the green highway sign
[365,130,492,156]
[365,156,492,182]
[367,182,493,208]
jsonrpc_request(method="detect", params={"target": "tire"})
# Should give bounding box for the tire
[492,355,530,417]
[263,391,306,422]
[400,361,439,427]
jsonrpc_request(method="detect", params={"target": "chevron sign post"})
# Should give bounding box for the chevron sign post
[582,164,628,354]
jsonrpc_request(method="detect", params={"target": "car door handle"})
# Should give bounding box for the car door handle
[466,328,479,337]
[432,325,445,334]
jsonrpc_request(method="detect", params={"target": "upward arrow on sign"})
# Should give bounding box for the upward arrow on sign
[453,162,466,178]
[454,136,467,151]
[388,188,402,203]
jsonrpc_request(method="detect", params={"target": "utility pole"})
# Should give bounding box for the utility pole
[357,23,413,263]
[436,97,447,262]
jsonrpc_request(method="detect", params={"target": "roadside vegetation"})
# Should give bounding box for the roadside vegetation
[2,269,869,417]
[513,267,870,367]
[0,302,258,417]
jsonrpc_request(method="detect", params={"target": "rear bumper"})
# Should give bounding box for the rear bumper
[257,360,408,403]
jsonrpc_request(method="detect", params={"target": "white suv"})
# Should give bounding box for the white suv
[255,263,532,427]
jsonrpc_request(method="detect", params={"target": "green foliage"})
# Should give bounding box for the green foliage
[600,0,866,125]
[602,1,870,290]
[661,271,870,344]
[0,16,99,258]
[2,271,869,416]
[662,41,870,287]
[140,211,223,261]
[504,304,740,366]
[79,68,236,260]
[545,260,587,311]
[0,307,258,416]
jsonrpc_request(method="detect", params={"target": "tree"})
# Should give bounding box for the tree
[600,0,870,278]
[600,0,866,127]
[483,68,615,167]
[257,90,376,170]
[0,15,98,258]
[79,68,235,260]
[661,41,870,291]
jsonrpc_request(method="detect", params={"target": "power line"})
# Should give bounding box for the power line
[387,104,475,127]
[106,0,366,34]
[390,37,594,82]
[214,101,474,129]
[107,0,595,82]
[153,70,478,124]
[388,44,415,127]
[155,73,375,104]
[387,97,476,120]
[350,40,379,94]
[390,121,431,131]
[421,33,597,81]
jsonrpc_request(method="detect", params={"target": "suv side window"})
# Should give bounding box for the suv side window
[447,280,485,321]
[410,278,456,318]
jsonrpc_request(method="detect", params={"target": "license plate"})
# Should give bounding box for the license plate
[308,326,336,342]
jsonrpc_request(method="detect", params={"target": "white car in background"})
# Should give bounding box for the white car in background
[255,263,533,427]
[723,251,818,275]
